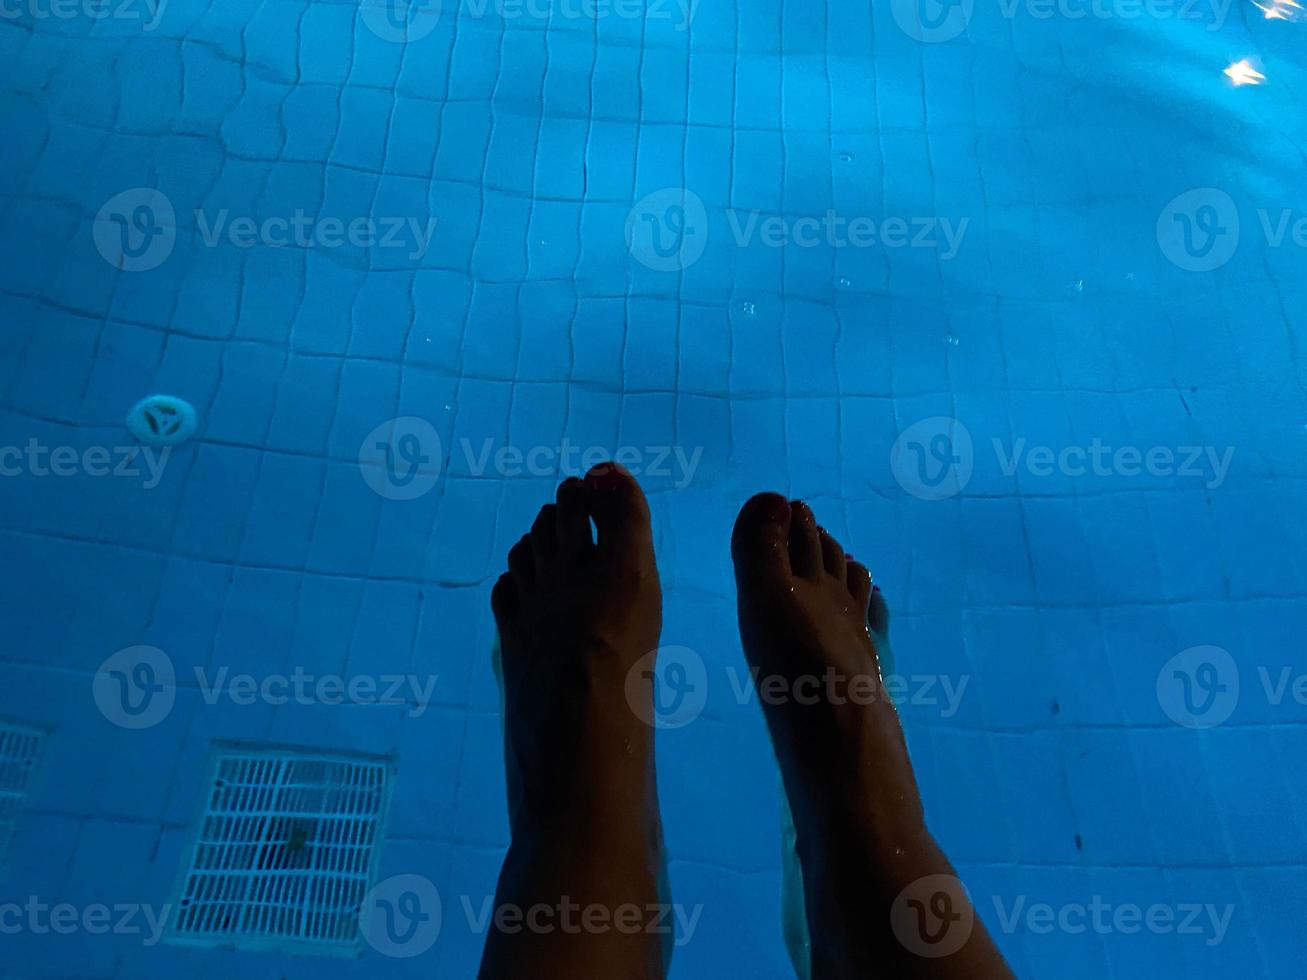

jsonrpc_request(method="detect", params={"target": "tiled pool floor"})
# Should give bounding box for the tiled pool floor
[1,1,1305,976]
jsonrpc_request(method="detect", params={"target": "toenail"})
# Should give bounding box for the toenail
[872,584,882,593]
[845,554,855,562]
[586,463,626,490]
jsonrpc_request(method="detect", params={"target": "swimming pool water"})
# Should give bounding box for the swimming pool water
[1,0,1304,976]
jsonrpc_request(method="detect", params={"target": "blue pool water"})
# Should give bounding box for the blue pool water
[1,0,1305,976]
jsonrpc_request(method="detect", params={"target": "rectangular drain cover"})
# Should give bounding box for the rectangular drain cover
[0,721,44,868]
[172,748,392,952]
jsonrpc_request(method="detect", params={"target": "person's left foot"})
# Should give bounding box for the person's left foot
[492,461,664,835]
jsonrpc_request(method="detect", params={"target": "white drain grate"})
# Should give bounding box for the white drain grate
[172,750,391,951]
[0,722,44,867]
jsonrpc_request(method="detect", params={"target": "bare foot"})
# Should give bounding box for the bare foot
[731,493,922,844]
[481,463,666,980]
[732,493,1012,980]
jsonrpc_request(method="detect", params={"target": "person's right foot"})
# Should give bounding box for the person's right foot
[730,493,924,846]
[732,493,1014,979]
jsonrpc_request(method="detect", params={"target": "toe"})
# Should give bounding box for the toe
[788,501,824,579]
[847,560,872,611]
[730,493,792,582]
[819,527,846,580]
[583,461,652,561]
[507,534,535,584]
[530,504,559,565]
[554,477,593,555]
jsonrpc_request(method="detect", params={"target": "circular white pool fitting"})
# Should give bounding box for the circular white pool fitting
[125,395,198,447]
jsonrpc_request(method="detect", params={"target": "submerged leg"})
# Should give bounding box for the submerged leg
[732,494,1013,980]
[481,463,666,980]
